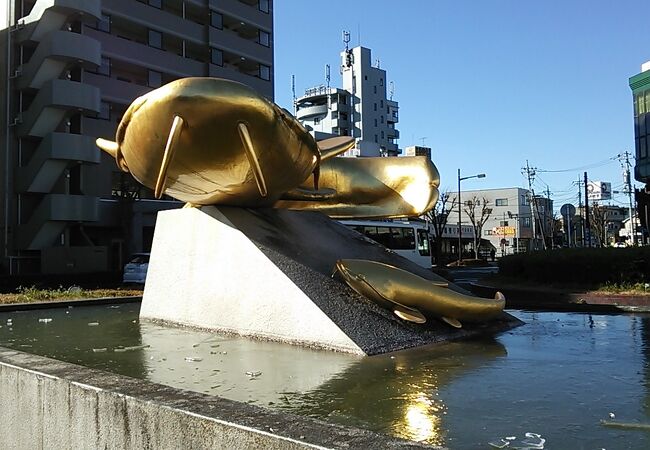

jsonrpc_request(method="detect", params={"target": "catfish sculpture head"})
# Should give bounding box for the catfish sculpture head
[96,77,353,207]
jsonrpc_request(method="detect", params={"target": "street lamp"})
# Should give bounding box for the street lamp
[457,169,486,264]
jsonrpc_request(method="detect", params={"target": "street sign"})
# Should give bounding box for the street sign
[493,226,516,236]
[560,203,576,218]
[587,181,611,201]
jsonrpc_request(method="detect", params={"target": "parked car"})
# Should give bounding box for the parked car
[123,253,150,284]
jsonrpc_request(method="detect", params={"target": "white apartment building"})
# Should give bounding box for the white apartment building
[446,187,551,256]
[296,46,400,157]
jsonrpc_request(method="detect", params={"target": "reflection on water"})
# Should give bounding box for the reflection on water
[1,305,650,449]
[278,338,506,446]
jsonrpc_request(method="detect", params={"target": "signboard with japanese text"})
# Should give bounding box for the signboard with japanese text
[587,181,611,201]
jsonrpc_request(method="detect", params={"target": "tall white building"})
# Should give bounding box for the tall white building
[296,46,400,157]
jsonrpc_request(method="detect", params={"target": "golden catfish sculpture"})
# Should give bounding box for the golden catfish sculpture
[275,155,440,219]
[333,259,506,328]
[96,78,353,206]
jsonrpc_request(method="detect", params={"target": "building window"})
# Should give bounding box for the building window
[364,75,368,80]
[380,115,384,124]
[148,0,162,8]
[314,118,320,124]
[148,70,162,88]
[211,12,223,29]
[258,30,270,47]
[374,118,377,127]
[374,134,378,143]
[97,14,110,33]
[259,0,270,13]
[521,195,530,205]
[211,48,223,66]
[495,198,508,206]
[381,131,384,139]
[500,220,509,227]
[380,100,383,108]
[523,217,532,227]
[380,78,384,86]
[148,29,162,49]
[259,64,271,81]
[373,85,377,94]
[98,102,110,120]
[374,103,377,111]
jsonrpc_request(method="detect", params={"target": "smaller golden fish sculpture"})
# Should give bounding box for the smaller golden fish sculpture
[333,259,506,328]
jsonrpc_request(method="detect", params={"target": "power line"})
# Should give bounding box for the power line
[537,156,618,173]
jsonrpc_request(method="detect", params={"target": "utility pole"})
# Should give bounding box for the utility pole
[618,151,636,245]
[584,171,591,247]
[573,176,584,247]
[545,185,552,248]
[522,161,546,250]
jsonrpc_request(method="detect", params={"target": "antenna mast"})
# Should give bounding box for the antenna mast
[291,74,296,115]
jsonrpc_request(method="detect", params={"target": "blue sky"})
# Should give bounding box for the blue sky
[273,1,649,211]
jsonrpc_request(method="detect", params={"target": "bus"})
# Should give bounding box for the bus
[338,220,432,269]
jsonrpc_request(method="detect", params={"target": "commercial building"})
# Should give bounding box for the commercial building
[1,0,274,274]
[629,61,650,240]
[404,145,431,159]
[446,187,551,256]
[296,45,400,157]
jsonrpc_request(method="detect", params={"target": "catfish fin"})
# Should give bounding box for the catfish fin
[393,304,427,324]
[441,317,462,328]
[237,122,268,197]
[317,136,355,160]
[96,138,119,157]
[155,115,184,199]
[280,187,336,201]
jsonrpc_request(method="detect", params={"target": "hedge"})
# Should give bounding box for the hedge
[498,247,649,286]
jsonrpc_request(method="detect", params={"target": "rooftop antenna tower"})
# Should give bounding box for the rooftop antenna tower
[325,64,330,89]
[325,64,331,109]
[389,81,395,100]
[342,30,350,52]
[291,74,296,115]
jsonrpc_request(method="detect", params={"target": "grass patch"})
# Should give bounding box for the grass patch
[0,285,143,305]
[595,282,650,295]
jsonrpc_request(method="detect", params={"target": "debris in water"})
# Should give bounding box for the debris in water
[246,371,262,378]
[488,433,545,449]
[92,348,107,353]
[38,318,52,323]
[192,343,200,347]
[185,357,203,362]
[123,344,150,351]
[609,412,616,419]
[114,348,127,353]
[87,322,99,326]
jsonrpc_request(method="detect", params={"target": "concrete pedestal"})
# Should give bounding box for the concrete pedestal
[142,206,521,355]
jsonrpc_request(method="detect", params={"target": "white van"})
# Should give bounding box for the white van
[123,253,150,284]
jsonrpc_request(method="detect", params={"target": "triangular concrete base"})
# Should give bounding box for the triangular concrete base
[141,206,521,355]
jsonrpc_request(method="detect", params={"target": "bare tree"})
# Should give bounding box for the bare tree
[425,190,455,265]
[463,196,493,258]
[589,202,607,247]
